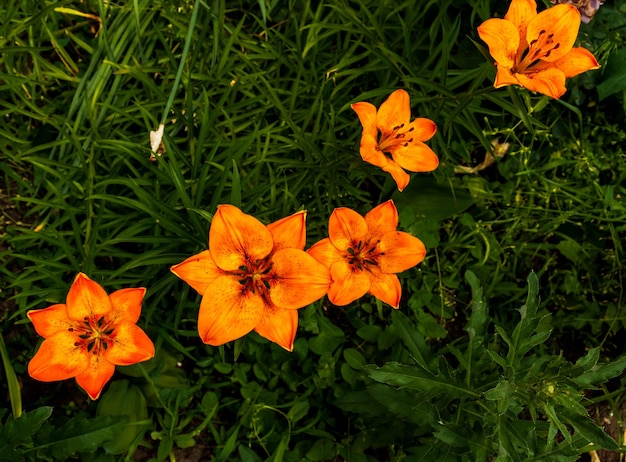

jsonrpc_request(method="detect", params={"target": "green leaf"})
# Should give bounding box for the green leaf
[542,404,571,445]
[0,406,52,461]
[343,348,366,369]
[305,438,335,461]
[157,436,174,461]
[484,379,514,402]
[561,409,620,450]
[96,380,150,455]
[390,310,431,370]
[269,435,289,462]
[556,239,582,264]
[217,425,239,461]
[364,362,478,399]
[366,384,433,425]
[571,353,626,389]
[393,176,474,224]
[287,400,309,425]
[597,47,626,101]
[230,159,241,208]
[506,271,546,369]
[0,333,22,419]
[333,390,386,417]
[309,317,345,355]
[239,444,263,462]
[35,415,127,460]
[464,270,489,344]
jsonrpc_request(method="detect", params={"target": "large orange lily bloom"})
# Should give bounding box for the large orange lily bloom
[28,273,155,400]
[477,0,600,99]
[307,200,426,308]
[171,205,332,351]
[351,89,439,192]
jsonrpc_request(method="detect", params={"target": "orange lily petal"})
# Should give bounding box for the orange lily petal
[171,250,226,295]
[364,200,398,242]
[504,0,537,42]
[351,101,378,138]
[28,331,89,381]
[494,65,522,88]
[198,275,264,345]
[109,287,146,324]
[381,159,411,192]
[267,210,306,251]
[527,4,579,63]
[550,47,600,78]
[209,204,273,272]
[477,18,520,68]
[75,354,115,400]
[389,142,439,173]
[307,238,342,269]
[327,259,370,306]
[516,68,567,99]
[359,133,387,167]
[406,117,437,142]
[105,322,155,365]
[66,273,112,322]
[27,304,72,338]
[377,89,410,134]
[269,248,332,309]
[378,231,427,273]
[254,306,298,351]
[328,207,368,251]
[368,271,402,309]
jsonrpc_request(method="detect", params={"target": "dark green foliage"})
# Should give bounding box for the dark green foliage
[1,0,626,460]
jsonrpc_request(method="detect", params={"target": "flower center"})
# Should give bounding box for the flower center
[378,123,415,153]
[515,29,562,74]
[345,240,380,272]
[236,257,274,297]
[70,316,116,355]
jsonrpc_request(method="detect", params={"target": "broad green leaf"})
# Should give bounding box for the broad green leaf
[35,415,127,460]
[597,47,626,101]
[305,438,335,461]
[390,310,431,370]
[309,317,345,355]
[0,406,52,461]
[364,362,478,399]
[287,400,309,425]
[572,354,626,389]
[239,444,263,462]
[560,409,620,451]
[96,380,150,455]
[343,348,366,369]
[393,176,474,224]
[333,391,386,417]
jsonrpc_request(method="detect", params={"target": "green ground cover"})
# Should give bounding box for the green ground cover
[1,0,626,460]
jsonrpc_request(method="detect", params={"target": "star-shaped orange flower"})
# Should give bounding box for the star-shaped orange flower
[28,273,155,400]
[171,205,332,351]
[478,0,600,99]
[307,200,426,308]
[351,89,439,192]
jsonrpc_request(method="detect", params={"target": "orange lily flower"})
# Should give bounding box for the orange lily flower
[477,0,600,99]
[27,273,154,400]
[351,89,439,192]
[307,200,426,308]
[171,205,332,351]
